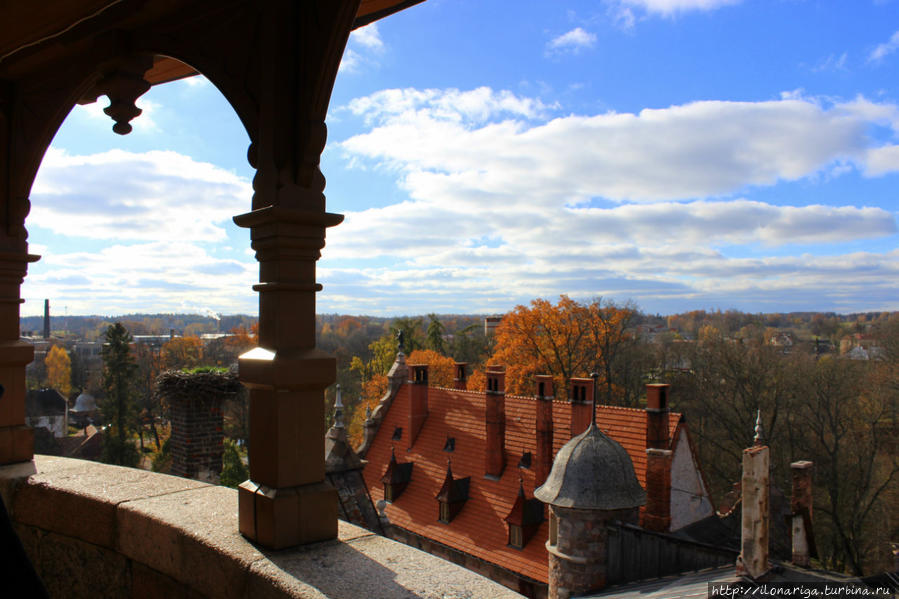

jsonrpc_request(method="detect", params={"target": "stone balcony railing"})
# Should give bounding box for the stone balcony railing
[0,455,523,599]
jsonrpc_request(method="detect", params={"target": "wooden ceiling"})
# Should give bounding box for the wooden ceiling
[1,0,425,85]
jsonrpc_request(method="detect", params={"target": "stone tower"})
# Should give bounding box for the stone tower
[535,417,646,599]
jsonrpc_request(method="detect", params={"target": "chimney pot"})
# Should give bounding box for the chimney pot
[408,364,429,446]
[535,375,554,487]
[454,362,468,390]
[485,365,506,477]
[737,443,770,579]
[790,460,815,567]
[569,377,594,437]
[645,383,671,450]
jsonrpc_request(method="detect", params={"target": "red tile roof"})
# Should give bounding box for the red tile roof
[362,385,682,584]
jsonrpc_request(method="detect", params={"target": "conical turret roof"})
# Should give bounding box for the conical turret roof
[534,422,646,510]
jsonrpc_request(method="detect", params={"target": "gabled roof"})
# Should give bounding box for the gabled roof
[362,384,681,584]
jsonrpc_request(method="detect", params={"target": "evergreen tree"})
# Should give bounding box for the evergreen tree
[425,313,447,355]
[100,323,140,466]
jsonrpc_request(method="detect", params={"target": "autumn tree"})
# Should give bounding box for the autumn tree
[100,323,140,467]
[407,349,456,387]
[44,345,72,396]
[488,295,638,401]
[161,336,203,370]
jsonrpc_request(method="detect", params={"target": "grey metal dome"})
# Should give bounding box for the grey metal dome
[73,392,96,412]
[534,423,646,510]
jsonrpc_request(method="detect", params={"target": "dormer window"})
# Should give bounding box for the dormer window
[518,451,532,469]
[443,436,455,452]
[505,482,545,550]
[391,427,403,441]
[436,461,470,523]
[380,448,413,503]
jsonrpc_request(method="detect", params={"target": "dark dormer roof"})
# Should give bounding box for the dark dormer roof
[25,388,67,417]
[505,482,545,527]
[381,448,413,485]
[436,463,470,504]
[534,422,646,510]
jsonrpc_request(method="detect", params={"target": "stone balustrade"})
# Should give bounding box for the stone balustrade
[0,455,523,599]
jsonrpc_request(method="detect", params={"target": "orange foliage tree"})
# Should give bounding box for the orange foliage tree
[488,295,636,402]
[161,336,204,370]
[406,349,455,387]
[347,374,389,448]
[45,345,72,396]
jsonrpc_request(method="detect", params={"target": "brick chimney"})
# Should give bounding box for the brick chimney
[485,365,506,478]
[454,362,468,390]
[736,413,770,580]
[569,377,593,438]
[642,448,673,532]
[790,460,815,567]
[535,374,554,487]
[409,364,429,447]
[645,383,670,450]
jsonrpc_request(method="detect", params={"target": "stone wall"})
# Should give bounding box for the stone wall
[0,455,525,599]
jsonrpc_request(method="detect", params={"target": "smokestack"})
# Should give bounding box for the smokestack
[43,299,50,339]
[454,362,468,390]
[569,377,593,438]
[408,364,429,447]
[736,413,770,580]
[790,461,815,567]
[535,374,554,487]
[485,365,506,478]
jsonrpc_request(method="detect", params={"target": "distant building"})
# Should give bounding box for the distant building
[25,388,68,438]
[484,315,503,336]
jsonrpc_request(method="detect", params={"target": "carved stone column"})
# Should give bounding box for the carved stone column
[230,1,355,546]
[234,197,343,547]
[0,249,39,464]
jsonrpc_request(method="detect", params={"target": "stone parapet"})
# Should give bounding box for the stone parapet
[0,455,524,599]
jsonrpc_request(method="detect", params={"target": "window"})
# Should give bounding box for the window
[391,427,402,440]
[439,501,451,523]
[509,524,524,549]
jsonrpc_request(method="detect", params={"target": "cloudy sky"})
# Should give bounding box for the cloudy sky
[22,0,899,317]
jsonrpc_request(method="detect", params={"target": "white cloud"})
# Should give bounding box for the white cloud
[340,23,386,74]
[617,0,741,17]
[340,88,894,204]
[318,87,899,315]
[351,23,384,52]
[30,148,252,242]
[546,28,597,55]
[812,52,848,73]
[869,30,899,63]
[23,241,256,316]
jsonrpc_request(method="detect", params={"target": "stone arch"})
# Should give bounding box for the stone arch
[1,0,367,552]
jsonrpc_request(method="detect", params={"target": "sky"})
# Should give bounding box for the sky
[21,0,899,318]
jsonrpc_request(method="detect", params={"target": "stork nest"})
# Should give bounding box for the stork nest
[155,369,242,403]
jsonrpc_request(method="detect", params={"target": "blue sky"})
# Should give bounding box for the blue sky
[22,0,899,317]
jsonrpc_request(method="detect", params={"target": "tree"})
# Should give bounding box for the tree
[425,314,447,355]
[161,336,203,370]
[788,355,898,575]
[391,316,424,353]
[44,345,72,396]
[488,295,638,401]
[407,349,456,387]
[220,438,248,488]
[100,323,140,467]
